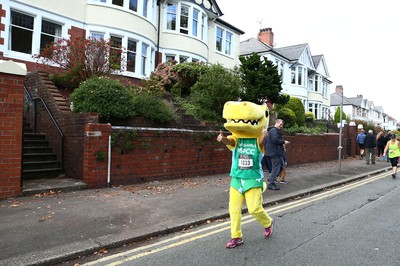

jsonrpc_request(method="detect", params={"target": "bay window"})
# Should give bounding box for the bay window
[165,2,207,41]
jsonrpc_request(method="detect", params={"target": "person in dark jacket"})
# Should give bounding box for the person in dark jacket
[364,130,376,165]
[376,131,386,160]
[265,119,290,190]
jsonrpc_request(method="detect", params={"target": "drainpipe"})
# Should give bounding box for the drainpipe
[156,0,161,66]
[107,134,111,188]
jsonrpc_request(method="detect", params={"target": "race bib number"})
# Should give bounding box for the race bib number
[239,155,253,169]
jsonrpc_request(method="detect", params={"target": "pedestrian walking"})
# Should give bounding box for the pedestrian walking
[364,130,376,165]
[376,131,386,160]
[384,131,392,162]
[265,119,290,190]
[356,130,366,160]
[383,134,400,178]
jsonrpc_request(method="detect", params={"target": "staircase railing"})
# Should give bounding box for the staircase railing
[24,86,64,170]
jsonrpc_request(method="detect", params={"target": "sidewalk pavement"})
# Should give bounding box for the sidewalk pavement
[0,158,393,266]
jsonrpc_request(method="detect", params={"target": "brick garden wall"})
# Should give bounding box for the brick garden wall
[82,124,357,188]
[0,72,25,199]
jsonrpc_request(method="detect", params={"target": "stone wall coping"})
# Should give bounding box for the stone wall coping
[0,60,27,76]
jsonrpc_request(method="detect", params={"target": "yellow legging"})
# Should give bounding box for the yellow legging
[229,186,273,238]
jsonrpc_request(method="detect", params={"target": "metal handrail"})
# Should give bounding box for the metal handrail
[24,87,64,170]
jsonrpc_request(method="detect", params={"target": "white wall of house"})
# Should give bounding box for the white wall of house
[1,0,242,79]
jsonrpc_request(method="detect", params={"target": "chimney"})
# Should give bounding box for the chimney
[258,28,274,47]
[335,85,343,95]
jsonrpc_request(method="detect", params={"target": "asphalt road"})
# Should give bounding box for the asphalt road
[82,171,400,266]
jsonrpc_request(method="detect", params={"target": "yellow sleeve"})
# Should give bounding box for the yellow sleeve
[226,135,237,151]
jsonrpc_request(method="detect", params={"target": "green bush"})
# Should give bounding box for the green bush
[305,112,315,123]
[189,64,241,121]
[133,93,178,123]
[284,97,305,126]
[278,107,297,128]
[70,76,136,121]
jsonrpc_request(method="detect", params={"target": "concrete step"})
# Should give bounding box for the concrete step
[21,177,88,196]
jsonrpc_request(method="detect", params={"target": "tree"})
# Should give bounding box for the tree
[239,53,289,105]
[189,64,241,121]
[34,37,123,91]
[334,107,347,123]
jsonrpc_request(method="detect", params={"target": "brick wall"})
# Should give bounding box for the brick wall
[0,4,5,48]
[82,125,357,188]
[0,72,25,199]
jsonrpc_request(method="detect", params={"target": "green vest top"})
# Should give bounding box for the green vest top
[388,140,400,158]
[229,138,264,180]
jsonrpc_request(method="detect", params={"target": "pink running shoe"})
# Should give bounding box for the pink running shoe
[226,238,244,248]
[264,220,274,238]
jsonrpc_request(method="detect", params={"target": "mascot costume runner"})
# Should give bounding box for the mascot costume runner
[217,101,274,249]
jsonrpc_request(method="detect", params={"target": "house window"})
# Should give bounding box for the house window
[322,81,328,97]
[314,75,319,92]
[297,66,303,86]
[308,76,313,91]
[216,27,223,52]
[280,62,284,79]
[10,11,34,54]
[141,43,149,75]
[167,3,177,30]
[40,20,62,50]
[127,39,137,72]
[129,0,137,11]
[192,9,199,37]
[166,54,175,62]
[110,36,122,70]
[112,0,124,7]
[179,55,188,63]
[291,67,296,84]
[180,5,189,34]
[201,14,206,40]
[225,32,232,55]
[91,32,105,40]
[143,0,148,17]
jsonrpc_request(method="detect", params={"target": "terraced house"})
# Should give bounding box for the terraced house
[0,0,243,78]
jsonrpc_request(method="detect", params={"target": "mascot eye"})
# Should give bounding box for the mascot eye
[265,110,269,118]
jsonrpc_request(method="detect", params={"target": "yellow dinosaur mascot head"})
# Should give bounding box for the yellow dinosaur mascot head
[222,101,269,139]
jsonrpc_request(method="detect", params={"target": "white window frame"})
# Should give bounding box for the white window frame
[164,2,207,41]
[40,19,62,50]
[215,26,233,56]
[126,38,137,72]
[9,10,35,54]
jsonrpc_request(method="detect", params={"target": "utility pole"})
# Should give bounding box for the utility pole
[338,92,344,174]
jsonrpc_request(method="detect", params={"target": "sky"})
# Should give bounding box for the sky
[216,0,400,121]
